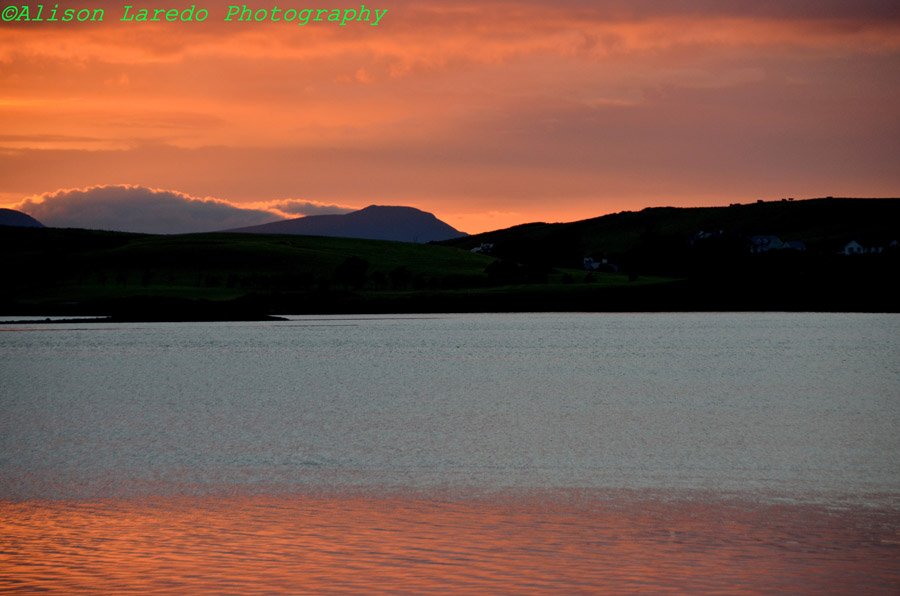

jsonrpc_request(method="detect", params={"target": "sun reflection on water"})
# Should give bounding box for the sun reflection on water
[2,490,898,595]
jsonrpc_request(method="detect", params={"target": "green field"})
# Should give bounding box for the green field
[442,197,900,275]
[2,227,672,317]
[4,196,898,319]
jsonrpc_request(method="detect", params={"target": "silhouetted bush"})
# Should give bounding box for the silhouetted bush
[334,256,370,289]
[485,259,524,285]
[389,266,412,289]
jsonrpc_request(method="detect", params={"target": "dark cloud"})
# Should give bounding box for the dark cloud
[271,200,355,216]
[16,185,284,234]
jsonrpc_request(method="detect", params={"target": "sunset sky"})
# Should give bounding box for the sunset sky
[2,0,899,233]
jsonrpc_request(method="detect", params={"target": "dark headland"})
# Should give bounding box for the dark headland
[2,198,898,321]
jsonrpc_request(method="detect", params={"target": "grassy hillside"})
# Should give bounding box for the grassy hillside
[3,197,897,318]
[3,227,677,317]
[2,228,494,303]
[443,198,900,274]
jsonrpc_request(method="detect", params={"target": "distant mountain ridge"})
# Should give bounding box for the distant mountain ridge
[0,208,44,228]
[224,205,467,243]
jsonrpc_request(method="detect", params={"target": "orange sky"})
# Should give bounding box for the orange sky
[2,0,899,233]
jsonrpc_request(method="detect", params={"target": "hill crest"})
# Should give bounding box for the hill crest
[440,197,900,271]
[0,208,44,228]
[224,205,466,243]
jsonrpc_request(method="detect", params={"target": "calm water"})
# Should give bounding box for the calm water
[2,313,899,593]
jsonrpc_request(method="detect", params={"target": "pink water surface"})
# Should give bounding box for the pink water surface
[2,490,898,595]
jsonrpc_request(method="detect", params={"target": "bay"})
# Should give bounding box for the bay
[2,313,899,594]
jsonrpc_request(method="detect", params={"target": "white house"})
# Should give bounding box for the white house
[842,240,882,255]
[584,257,619,272]
[748,235,784,253]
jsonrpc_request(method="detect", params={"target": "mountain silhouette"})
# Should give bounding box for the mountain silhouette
[224,205,466,242]
[0,208,44,228]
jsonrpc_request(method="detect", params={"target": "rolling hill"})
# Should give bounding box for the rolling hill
[441,197,900,274]
[0,227,497,318]
[3,197,897,318]
[0,208,44,228]
[224,205,467,243]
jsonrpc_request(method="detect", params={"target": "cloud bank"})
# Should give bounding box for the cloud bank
[268,200,356,217]
[15,185,287,234]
